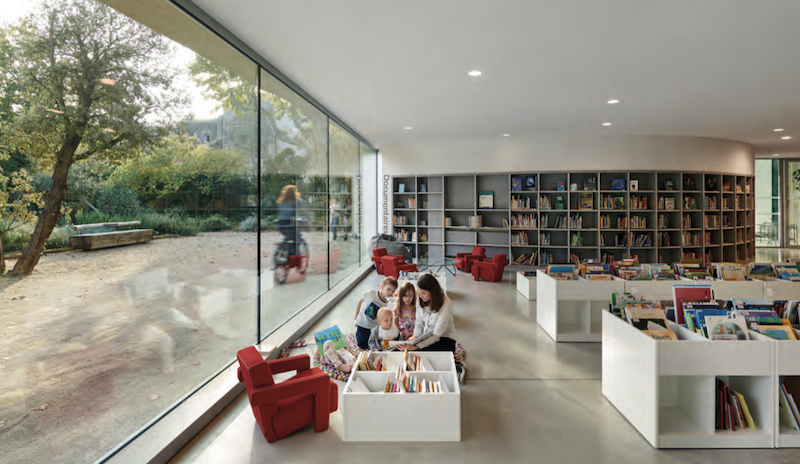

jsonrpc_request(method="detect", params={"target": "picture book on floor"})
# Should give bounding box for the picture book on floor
[314,325,346,356]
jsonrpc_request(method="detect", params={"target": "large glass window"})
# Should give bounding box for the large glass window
[0,1,376,463]
[329,121,360,285]
[755,159,780,246]
[786,160,800,247]
[361,143,378,264]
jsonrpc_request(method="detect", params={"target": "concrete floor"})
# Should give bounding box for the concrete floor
[169,264,800,464]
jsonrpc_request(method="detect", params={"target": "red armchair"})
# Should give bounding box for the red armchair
[472,253,507,282]
[381,255,418,279]
[455,246,486,273]
[237,347,338,443]
[372,248,388,273]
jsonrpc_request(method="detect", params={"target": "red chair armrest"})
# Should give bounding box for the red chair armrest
[455,252,469,258]
[476,261,499,270]
[267,354,310,374]
[249,371,331,405]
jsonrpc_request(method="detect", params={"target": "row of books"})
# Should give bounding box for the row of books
[630,216,647,229]
[512,251,539,265]
[705,215,720,228]
[657,232,671,247]
[541,215,568,229]
[716,378,756,432]
[684,196,699,210]
[780,378,800,432]
[394,230,413,241]
[630,195,648,210]
[393,215,409,225]
[600,194,625,210]
[512,231,530,246]
[406,199,417,209]
[468,216,483,228]
[599,233,628,247]
[569,214,584,229]
[570,232,583,246]
[657,197,677,210]
[511,195,534,210]
[600,215,627,229]
[705,196,718,210]
[632,233,653,247]
[541,233,551,246]
[511,214,537,228]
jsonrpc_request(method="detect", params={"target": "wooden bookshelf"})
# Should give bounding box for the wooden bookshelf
[390,171,755,268]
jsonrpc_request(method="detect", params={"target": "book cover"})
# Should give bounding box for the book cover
[730,388,756,430]
[579,192,593,210]
[512,177,522,191]
[705,315,750,340]
[613,196,625,210]
[779,381,800,431]
[642,329,677,340]
[479,191,494,209]
[752,324,796,340]
[398,184,405,193]
[630,180,639,191]
[557,181,565,191]
[672,285,713,324]
[525,175,536,189]
[611,178,625,190]
[665,198,675,210]
[314,325,345,356]
[625,307,669,330]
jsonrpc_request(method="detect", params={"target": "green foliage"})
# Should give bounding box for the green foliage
[74,208,201,237]
[199,214,233,232]
[95,185,140,216]
[109,134,252,213]
[239,215,258,232]
[1,224,71,253]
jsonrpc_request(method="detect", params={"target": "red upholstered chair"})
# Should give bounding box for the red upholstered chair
[381,255,418,279]
[472,253,507,282]
[236,347,338,443]
[455,246,486,273]
[372,248,389,274]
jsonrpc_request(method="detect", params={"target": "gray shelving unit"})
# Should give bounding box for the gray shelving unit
[391,172,755,269]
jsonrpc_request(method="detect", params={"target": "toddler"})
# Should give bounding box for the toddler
[321,339,356,372]
[354,276,398,349]
[394,282,417,339]
[368,307,402,350]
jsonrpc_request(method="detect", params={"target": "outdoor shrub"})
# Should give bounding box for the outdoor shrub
[0,224,72,253]
[199,215,233,232]
[95,185,140,216]
[239,215,258,232]
[139,211,200,236]
[46,226,71,249]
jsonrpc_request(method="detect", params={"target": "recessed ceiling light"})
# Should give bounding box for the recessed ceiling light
[782,136,792,140]
[607,99,620,104]
[774,153,781,156]
[602,122,612,126]
[45,108,64,114]
[774,128,785,132]
[467,70,482,77]
[99,78,116,85]
[403,126,413,130]
[502,134,510,137]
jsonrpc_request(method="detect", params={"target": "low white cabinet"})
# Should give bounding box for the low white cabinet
[516,271,536,300]
[536,272,625,342]
[342,351,460,442]
[602,310,776,448]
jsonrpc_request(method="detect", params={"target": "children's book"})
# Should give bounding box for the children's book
[672,285,713,324]
[625,307,669,330]
[643,329,677,340]
[579,192,593,210]
[611,178,625,190]
[525,175,536,190]
[613,196,625,210]
[479,191,494,209]
[314,325,345,356]
[512,177,522,192]
[780,380,800,432]
[705,314,750,340]
[388,331,434,350]
[665,198,675,210]
[752,324,797,340]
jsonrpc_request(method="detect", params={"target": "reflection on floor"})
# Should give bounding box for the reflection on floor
[169,269,800,464]
[755,247,800,263]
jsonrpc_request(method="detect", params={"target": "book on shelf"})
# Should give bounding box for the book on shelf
[722,182,731,192]
[611,178,625,190]
[398,184,405,193]
[579,192,593,210]
[479,191,494,209]
[420,184,427,193]
[773,264,800,281]
[557,181,565,191]
[672,285,712,324]
[546,264,575,280]
[525,175,536,190]
[512,177,522,192]
[624,306,669,330]
[630,180,639,191]
[751,323,797,340]
[555,195,565,210]
[780,378,800,432]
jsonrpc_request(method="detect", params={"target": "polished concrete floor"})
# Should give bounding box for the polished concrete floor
[170,264,800,464]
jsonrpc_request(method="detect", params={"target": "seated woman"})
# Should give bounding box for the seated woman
[395,274,466,382]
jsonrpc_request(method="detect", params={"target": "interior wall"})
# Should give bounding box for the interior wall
[380,134,755,177]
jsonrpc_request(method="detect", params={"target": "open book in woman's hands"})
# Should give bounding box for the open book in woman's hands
[388,331,434,350]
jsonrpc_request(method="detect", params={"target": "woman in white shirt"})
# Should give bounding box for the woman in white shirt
[396,274,466,382]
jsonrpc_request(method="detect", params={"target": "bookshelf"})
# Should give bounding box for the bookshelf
[342,351,460,442]
[391,171,756,268]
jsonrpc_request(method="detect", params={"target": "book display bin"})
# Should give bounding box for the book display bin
[536,272,626,342]
[342,351,461,442]
[517,271,538,300]
[389,172,756,268]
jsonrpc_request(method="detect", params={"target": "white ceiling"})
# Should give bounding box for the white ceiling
[192,0,800,154]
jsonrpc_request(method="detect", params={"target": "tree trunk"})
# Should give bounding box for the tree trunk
[0,234,6,275]
[13,136,80,275]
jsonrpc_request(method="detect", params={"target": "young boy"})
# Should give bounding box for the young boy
[354,276,397,349]
[368,307,402,351]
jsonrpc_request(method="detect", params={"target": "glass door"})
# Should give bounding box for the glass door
[786,160,800,247]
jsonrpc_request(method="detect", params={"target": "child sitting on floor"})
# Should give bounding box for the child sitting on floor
[321,339,356,372]
[368,307,402,350]
[394,282,417,340]
[354,276,398,349]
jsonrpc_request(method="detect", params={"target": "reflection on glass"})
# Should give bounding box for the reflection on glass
[361,143,379,264]
[0,3,258,463]
[259,70,329,335]
[788,161,800,247]
[328,122,360,286]
[755,159,780,246]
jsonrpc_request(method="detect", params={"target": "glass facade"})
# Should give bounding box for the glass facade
[0,2,376,463]
[755,159,780,246]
